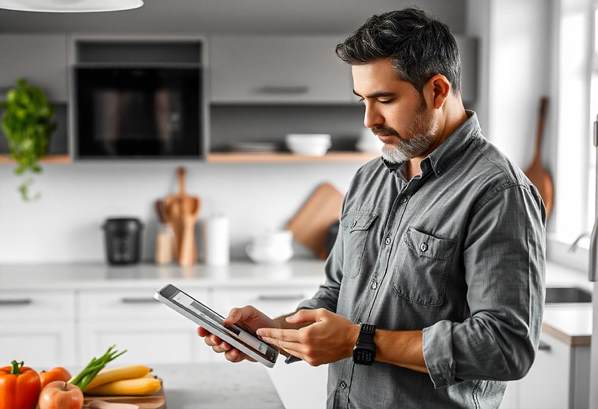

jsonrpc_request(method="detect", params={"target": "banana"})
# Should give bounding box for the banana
[84,364,151,391]
[85,377,162,396]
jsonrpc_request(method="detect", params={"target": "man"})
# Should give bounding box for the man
[198,8,546,409]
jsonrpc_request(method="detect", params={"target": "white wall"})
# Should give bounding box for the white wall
[0,162,361,263]
[466,0,552,170]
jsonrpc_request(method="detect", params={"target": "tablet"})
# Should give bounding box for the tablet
[153,284,279,367]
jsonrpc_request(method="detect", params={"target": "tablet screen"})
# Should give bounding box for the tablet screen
[158,284,275,359]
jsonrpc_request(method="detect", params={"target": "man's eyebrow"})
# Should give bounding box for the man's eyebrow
[352,90,397,98]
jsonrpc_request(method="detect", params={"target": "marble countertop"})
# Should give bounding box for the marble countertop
[0,259,326,290]
[136,363,283,409]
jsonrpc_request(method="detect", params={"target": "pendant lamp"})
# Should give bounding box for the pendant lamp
[0,0,143,12]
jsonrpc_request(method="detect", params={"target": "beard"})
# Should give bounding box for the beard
[376,98,439,164]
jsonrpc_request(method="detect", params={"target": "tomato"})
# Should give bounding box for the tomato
[38,381,83,409]
[39,368,71,389]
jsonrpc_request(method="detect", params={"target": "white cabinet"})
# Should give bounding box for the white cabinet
[210,35,353,104]
[0,34,68,102]
[0,291,76,367]
[78,288,211,365]
[212,286,327,409]
[500,334,591,409]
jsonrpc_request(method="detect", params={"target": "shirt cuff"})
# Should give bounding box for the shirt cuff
[422,320,457,388]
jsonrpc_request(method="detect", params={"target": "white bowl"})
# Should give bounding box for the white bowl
[285,134,332,156]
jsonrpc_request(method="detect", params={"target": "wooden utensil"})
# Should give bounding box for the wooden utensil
[163,167,201,266]
[524,96,554,218]
[286,182,344,259]
[84,388,166,409]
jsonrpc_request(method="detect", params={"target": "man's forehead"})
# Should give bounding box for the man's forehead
[351,60,412,96]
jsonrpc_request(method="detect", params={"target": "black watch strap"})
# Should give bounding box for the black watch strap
[353,323,376,365]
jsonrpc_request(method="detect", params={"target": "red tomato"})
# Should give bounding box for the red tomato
[38,381,83,409]
[39,368,71,389]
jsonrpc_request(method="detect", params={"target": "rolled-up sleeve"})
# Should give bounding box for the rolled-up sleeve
[422,182,546,388]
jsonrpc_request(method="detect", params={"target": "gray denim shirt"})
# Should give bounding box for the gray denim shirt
[297,112,546,409]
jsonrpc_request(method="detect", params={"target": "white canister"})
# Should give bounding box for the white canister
[202,215,230,266]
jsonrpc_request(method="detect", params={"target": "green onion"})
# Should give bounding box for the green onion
[69,345,127,391]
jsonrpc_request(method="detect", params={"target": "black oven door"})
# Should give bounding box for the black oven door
[75,66,202,158]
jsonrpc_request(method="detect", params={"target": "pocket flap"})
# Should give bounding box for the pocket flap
[341,211,378,232]
[403,227,454,260]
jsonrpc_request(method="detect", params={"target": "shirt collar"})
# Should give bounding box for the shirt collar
[381,110,481,177]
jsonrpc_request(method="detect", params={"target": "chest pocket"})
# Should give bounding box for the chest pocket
[393,226,455,307]
[340,211,378,279]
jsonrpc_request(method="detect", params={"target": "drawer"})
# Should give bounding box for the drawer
[0,290,75,322]
[78,287,209,321]
[211,287,317,319]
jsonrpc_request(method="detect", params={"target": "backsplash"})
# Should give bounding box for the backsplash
[0,161,361,263]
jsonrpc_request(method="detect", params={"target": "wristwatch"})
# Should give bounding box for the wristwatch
[352,323,376,365]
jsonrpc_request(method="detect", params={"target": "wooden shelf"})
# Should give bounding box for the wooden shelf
[207,151,378,163]
[0,154,71,164]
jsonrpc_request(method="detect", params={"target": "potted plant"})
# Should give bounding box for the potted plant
[0,78,56,201]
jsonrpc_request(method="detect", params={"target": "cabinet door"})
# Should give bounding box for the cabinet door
[0,34,67,101]
[0,290,76,366]
[211,287,326,409]
[78,287,211,365]
[518,336,571,409]
[210,35,352,104]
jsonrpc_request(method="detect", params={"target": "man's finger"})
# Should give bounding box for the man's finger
[256,327,301,342]
[285,309,319,324]
[259,336,306,356]
[197,326,211,337]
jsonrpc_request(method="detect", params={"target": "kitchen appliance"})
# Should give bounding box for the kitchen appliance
[74,66,202,159]
[286,182,343,259]
[102,218,144,265]
[588,114,598,408]
[285,133,331,156]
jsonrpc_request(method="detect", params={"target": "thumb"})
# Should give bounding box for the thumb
[224,306,254,325]
[286,309,318,324]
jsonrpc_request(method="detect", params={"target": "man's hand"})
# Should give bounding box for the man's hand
[197,305,276,363]
[256,308,360,366]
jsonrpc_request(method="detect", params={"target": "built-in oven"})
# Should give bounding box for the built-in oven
[73,66,203,159]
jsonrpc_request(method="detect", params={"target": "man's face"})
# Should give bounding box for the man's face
[352,58,440,163]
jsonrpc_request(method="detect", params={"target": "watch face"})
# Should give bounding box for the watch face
[353,348,373,364]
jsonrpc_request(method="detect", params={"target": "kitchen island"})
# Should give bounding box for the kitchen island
[152,363,284,409]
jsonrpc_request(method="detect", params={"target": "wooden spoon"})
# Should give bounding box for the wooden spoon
[525,96,554,218]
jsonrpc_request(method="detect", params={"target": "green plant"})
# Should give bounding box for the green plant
[0,78,56,201]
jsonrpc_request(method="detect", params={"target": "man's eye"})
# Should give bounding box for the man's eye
[379,99,394,104]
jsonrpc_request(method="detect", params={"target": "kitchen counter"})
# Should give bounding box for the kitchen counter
[543,303,593,346]
[0,259,326,290]
[129,362,283,409]
[0,259,592,346]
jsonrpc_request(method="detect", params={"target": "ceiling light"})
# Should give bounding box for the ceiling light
[0,0,143,12]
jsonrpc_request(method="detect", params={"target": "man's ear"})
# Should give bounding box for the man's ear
[423,74,451,109]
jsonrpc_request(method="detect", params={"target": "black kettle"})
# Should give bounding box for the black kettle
[102,218,144,265]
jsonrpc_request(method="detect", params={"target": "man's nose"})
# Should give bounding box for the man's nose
[363,104,383,129]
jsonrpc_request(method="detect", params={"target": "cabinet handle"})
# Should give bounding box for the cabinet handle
[538,340,551,352]
[255,295,305,302]
[0,299,33,306]
[254,85,309,95]
[120,297,157,304]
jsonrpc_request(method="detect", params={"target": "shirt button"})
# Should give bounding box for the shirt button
[371,280,378,290]
[420,242,428,252]
[339,381,347,390]
[384,237,392,246]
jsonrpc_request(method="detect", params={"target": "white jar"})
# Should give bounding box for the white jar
[202,215,230,266]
